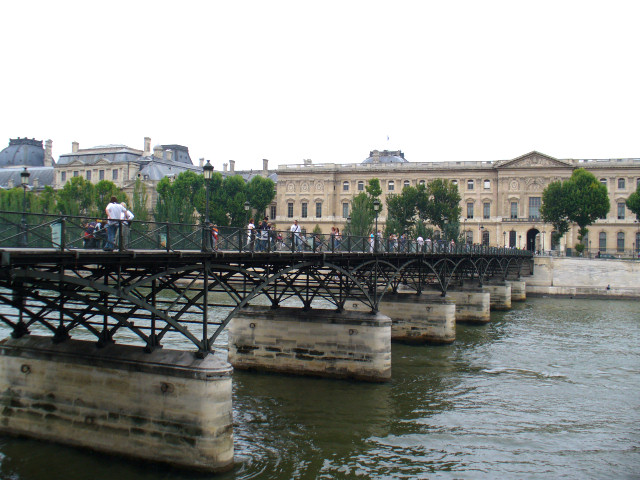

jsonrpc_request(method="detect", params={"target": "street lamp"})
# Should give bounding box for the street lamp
[479,224,484,246]
[463,218,468,244]
[373,199,380,252]
[518,234,522,249]
[202,160,213,251]
[20,168,30,247]
[503,231,506,248]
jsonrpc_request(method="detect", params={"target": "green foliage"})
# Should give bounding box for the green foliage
[626,181,640,220]
[312,224,322,235]
[246,176,275,218]
[222,175,249,227]
[132,178,150,222]
[418,179,462,231]
[365,178,382,198]
[56,176,95,217]
[541,180,571,239]
[346,192,375,237]
[385,186,420,236]
[94,180,127,216]
[540,168,610,250]
[154,171,203,224]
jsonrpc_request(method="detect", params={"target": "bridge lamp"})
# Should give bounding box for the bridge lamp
[503,231,506,248]
[479,224,484,245]
[373,199,380,252]
[20,167,30,248]
[203,161,213,223]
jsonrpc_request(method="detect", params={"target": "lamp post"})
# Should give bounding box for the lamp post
[479,224,484,246]
[373,199,380,252]
[518,234,522,249]
[20,168,30,248]
[346,216,351,252]
[503,231,506,248]
[463,218,468,244]
[202,161,213,251]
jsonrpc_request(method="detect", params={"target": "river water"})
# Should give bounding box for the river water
[1,297,639,479]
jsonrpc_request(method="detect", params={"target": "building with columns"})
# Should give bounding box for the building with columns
[274,150,640,254]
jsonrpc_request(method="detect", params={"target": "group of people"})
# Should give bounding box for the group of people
[247,217,281,251]
[83,196,134,251]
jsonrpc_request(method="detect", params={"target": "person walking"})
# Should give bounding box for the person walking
[120,202,134,250]
[104,196,125,251]
[290,219,302,251]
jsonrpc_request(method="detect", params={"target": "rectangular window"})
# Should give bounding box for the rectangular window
[618,202,625,220]
[388,181,395,191]
[270,205,276,220]
[617,232,625,253]
[86,170,92,181]
[343,181,349,191]
[99,170,105,180]
[529,197,541,219]
[509,230,516,248]
[599,232,606,251]
[315,202,322,218]
[484,179,490,189]
[618,178,625,189]
[287,203,293,218]
[357,181,364,191]
[112,169,118,181]
[483,202,490,219]
[467,180,474,190]
[73,171,79,177]
[510,202,518,219]
[61,171,66,182]
[342,203,349,218]
[466,202,474,219]
[301,202,308,218]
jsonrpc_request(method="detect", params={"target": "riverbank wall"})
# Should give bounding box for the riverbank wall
[528,256,640,298]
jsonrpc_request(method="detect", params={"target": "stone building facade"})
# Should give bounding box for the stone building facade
[275,150,640,254]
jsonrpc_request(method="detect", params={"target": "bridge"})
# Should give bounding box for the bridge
[0,211,533,471]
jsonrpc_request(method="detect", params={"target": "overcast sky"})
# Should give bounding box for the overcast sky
[2,0,639,170]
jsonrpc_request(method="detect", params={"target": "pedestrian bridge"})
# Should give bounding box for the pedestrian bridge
[0,211,532,356]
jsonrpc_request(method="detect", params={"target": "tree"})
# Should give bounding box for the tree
[418,179,462,233]
[626,181,640,220]
[222,175,249,227]
[344,179,381,237]
[246,176,275,219]
[132,178,150,223]
[154,171,203,224]
[56,176,95,217]
[541,180,571,241]
[94,180,128,217]
[540,168,609,253]
[385,186,420,236]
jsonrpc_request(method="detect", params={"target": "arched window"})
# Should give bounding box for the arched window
[617,232,625,252]
[343,181,350,191]
[598,231,606,251]
[451,179,458,186]
[403,180,410,188]
[357,181,364,191]
[483,179,491,189]
[467,179,474,190]
[600,178,607,186]
[419,180,426,186]
[618,178,626,189]
[388,180,395,191]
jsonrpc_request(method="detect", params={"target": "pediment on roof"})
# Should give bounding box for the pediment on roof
[498,151,573,169]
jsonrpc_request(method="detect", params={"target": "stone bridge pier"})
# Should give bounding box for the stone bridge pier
[0,336,234,473]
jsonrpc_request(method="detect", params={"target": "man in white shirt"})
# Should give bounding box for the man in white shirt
[104,196,125,251]
[120,202,134,249]
[290,220,302,251]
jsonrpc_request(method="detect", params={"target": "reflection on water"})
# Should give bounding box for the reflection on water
[1,297,640,479]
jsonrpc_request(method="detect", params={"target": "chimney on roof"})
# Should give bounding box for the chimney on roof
[144,137,151,156]
[223,163,228,172]
[199,157,204,168]
[165,149,173,162]
[263,158,269,173]
[44,139,53,166]
[229,160,235,173]
[153,145,162,158]
[72,141,79,153]
[303,158,312,165]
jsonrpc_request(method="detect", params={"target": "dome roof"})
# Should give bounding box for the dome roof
[0,138,45,167]
[362,149,408,165]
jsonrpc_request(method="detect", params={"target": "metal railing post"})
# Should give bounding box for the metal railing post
[118,219,124,252]
[60,216,66,252]
[165,222,171,252]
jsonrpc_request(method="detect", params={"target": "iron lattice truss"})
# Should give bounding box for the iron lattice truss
[0,250,532,356]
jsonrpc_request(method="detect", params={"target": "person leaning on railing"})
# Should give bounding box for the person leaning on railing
[104,196,126,251]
